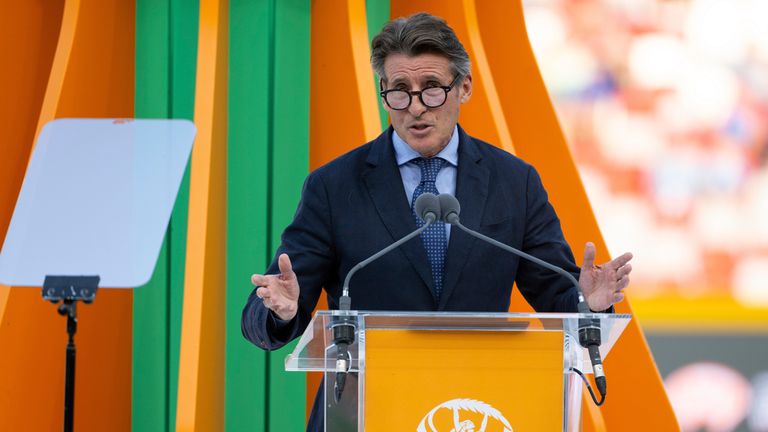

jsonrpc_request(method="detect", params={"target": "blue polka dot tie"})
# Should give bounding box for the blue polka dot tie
[411,157,447,300]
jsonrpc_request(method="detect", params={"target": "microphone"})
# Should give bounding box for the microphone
[437,193,607,403]
[332,192,441,403]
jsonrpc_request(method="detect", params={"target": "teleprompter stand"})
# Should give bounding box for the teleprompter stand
[0,119,196,431]
[42,275,99,432]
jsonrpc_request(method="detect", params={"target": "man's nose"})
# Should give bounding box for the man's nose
[408,92,428,117]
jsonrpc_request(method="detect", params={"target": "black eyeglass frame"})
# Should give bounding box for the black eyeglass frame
[379,75,462,110]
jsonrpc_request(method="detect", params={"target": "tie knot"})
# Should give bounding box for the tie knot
[414,157,445,183]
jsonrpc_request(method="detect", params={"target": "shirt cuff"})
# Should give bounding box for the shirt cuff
[268,310,295,328]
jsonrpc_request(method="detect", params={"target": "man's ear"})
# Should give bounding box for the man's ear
[379,77,393,113]
[460,74,473,104]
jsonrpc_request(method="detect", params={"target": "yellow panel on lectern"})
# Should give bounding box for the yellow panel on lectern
[365,330,563,431]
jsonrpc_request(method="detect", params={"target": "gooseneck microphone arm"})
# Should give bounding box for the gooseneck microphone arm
[332,193,441,404]
[339,215,435,310]
[437,193,607,405]
[452,222,589,312]
[338,192,441,311]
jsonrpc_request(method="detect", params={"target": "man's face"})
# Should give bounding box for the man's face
[381,53,472,157]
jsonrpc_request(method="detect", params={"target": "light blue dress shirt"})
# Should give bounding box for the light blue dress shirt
[392,126,459,240]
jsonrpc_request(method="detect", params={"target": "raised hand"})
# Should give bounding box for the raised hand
[251,253,300,321]
[579,242,633,312]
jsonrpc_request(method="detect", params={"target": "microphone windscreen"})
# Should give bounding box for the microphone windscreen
[438,194,461,223]
[414,193,440,222]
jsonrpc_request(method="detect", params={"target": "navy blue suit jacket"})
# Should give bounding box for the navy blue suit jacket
[242,126,580,430]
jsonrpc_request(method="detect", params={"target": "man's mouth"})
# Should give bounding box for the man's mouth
[409,123,432,132]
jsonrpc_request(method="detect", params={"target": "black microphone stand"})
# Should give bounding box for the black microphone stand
[331,193,440,403]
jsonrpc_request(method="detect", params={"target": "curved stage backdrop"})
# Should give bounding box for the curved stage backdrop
[0,1,677,430]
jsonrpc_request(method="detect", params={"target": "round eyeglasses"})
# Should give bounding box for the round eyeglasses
[380,75,461,110]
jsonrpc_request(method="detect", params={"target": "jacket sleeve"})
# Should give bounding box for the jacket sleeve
[514,165,581,312]
[241,171,336,351]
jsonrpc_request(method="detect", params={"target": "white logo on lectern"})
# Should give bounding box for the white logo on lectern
[417,398,513,432]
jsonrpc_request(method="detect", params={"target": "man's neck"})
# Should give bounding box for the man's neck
[392,126,460,166]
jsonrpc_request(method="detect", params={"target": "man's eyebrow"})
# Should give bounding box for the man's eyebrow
[421,74,443,82]
[388,74,445,86]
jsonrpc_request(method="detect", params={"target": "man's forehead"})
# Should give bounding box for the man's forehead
[383,53,452,81]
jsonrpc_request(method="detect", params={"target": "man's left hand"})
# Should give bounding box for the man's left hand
[579,242,633,311]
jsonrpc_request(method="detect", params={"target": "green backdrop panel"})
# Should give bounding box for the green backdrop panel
[133,0,198,430]
[266,0,311,430]
[366,0,391,130]
[134,1,171,430]
[226,0,271,430]
[134,1,172,430]
[136,0,389,430]
[167,0,199,429]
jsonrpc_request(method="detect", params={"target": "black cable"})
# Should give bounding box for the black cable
[570,367,606,406]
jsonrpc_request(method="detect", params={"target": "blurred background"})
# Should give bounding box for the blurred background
[2,0,765,430]
[524,0,768,430]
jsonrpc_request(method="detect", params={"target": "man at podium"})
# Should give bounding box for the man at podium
[242,12,633,431]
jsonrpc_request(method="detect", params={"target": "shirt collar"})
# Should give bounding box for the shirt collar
[392,126,459,167]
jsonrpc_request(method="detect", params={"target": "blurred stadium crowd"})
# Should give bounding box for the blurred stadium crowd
[525,0,768,303]
[523,0,768,430]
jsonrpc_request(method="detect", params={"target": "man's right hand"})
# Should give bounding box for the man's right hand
[251,253,299,321]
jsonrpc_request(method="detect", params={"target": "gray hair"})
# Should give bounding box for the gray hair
[370,12,471,83]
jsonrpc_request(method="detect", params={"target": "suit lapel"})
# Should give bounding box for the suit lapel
[362,129,436,299]
[439,128,490,309]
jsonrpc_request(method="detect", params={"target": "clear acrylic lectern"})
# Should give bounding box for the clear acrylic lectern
[286,311,631,431]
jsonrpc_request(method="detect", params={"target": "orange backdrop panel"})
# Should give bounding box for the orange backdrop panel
[310,0,380,169]
[175,0,229,430]
[0,0,63,243]
[0,0,134,430]
[307,0,383,416]
[473,2,679,430]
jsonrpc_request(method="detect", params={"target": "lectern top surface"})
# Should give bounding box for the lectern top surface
[286,310,632,374]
